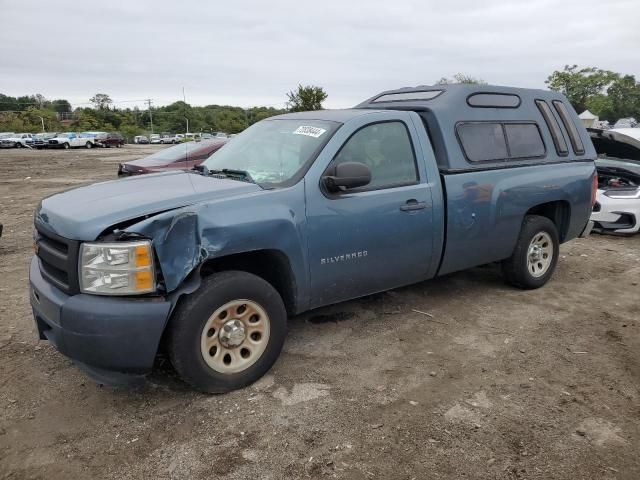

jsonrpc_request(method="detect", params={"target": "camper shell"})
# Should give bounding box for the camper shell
[356,84,597,172]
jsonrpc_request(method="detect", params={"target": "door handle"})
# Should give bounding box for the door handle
[400,199,427,211]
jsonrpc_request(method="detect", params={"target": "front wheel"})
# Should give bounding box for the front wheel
[15,142,22,148]
[168,271,287,393]
[63,142,70,149]
[85,142,92,149]
[502,215,559,289]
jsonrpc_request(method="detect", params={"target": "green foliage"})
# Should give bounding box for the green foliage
[436,73,487,85]
[0,92,286,139]
[286,85,328,112]
[89,93,113,110]
[545,65,619,113]
[546,65,640,121]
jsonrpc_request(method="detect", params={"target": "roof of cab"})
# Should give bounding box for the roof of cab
[273,108,382,123]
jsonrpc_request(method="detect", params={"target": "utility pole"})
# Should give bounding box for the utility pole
[146,99,154,134]
[37,116,45,132]
[182,87,188,134]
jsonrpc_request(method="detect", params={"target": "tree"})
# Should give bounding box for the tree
[436,73,487,85]
[545,65,618,113]
[286,85,328,112]
[51,99,72,113]
[89,93,113,110]
[606,75,640,120]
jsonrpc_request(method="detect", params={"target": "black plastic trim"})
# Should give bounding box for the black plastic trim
[439,157,595,174]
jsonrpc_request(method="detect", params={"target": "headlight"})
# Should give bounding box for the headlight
[603,187,640,199]
[79,240,155,295]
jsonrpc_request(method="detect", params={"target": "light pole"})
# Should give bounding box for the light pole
[185,117,189,135]
[36,116,45,132]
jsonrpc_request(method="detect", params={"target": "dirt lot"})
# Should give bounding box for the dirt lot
[0,146,639,479]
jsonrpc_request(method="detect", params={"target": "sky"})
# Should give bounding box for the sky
[1,0,638,110]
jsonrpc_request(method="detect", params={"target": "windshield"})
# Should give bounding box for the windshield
[203,119,339,186]
[132,141,219,166]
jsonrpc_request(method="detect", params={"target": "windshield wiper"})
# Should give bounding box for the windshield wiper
[208,168,256,184]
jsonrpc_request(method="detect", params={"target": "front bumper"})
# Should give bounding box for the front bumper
[590,190,640,234]
[29,256,172,384]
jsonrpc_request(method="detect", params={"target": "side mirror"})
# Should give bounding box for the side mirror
[323,162,371,192]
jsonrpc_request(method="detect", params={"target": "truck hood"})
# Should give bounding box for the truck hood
[36,170,262,240]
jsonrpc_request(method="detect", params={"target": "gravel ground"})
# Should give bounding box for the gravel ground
[0,146,639,480]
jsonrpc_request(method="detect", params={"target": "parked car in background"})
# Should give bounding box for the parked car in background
[95,132,124,148]
[48,132,96,149]
[118,139,227,175]
[213,132,228,139]
[134,135,149,144]
[160,134,177,144]
[33,133,59,149]
[201,133,213,140]
[613,118,638,129]
[150,134,162,144]
[0,132,15,140]
[1,133,34,148]
[589,128,640,235]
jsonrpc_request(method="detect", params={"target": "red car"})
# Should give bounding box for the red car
[118,140,227,176]
[96,132,125,148]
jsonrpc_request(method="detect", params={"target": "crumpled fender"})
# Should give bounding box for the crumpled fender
[124,182,310,309]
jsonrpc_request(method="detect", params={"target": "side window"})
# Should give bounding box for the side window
[457,122,545,162]
[535,100,568,156]
[552,100,585,155]
[332,121,418,190]
[457,123,507,162]
[504,124,545,158]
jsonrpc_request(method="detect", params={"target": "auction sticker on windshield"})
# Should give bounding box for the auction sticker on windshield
[293,126,327,138]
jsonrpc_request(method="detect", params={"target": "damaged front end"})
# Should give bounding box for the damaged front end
[589,128,640,235]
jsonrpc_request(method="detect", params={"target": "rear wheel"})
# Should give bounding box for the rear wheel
[63,142,70,149]
[502,215,559,289]
[15,142,22,148]
[85,142,92,149]
[168,271,287,393]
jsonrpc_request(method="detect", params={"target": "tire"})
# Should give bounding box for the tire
[63,142,70,149]
[502,215,559,289]
[168,271,287,393]
[15,142,22,148]
[85,142,92,149]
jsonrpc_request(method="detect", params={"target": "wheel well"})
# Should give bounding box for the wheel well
[199,250,297,315]
[525,201,571,242]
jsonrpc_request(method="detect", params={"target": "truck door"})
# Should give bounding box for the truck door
[305,112,437,308]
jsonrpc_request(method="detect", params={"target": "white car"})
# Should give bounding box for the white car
[47,132,97,149]
[150,134,162,144]
[589,128,640,235]
[0,133,34,148]
[160,135,177,144]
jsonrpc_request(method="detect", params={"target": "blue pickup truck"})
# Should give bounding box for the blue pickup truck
[30,85,597,392]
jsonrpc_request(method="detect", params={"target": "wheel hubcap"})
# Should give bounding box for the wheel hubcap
[218,319,246,348]
[200,299,270,374]
[527,231,553,278]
